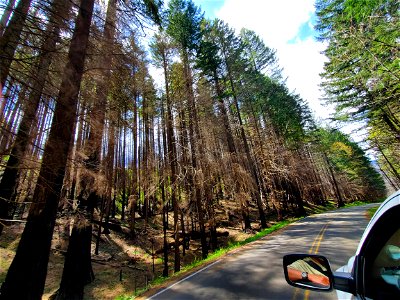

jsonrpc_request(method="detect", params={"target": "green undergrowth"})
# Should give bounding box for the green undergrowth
[115,296,136,300]
[305,200,336,214]
[344,200,370,207]
[344,200,381,219]
[366,206,379,219]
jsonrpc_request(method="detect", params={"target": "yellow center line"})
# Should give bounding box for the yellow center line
[292,223,330,300]
[305,223,329,300]
[304,290,310,300]
[314,224,329,255]
[308,223,329,254]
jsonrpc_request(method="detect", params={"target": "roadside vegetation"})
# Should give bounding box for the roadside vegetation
[0,197,378,300]
[0,0,397,299]
[366,207,380,219]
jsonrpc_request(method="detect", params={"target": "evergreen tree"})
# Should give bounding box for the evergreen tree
[315,0,400,185]
[167,0,208,262]
[315,127,386,200]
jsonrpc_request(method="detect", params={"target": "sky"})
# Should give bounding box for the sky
[192,0,333,122]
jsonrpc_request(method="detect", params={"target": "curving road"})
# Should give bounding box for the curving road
[146,204,378,300]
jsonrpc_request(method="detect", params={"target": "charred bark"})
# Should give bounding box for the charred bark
[0,0,16,37]
[0,0,31,87]
[0,0,95,298]
[54,217,95,300]
[0,0,71,235]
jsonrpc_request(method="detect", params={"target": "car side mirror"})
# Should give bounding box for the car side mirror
[283,254,334,292]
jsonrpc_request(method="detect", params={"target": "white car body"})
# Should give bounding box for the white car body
[336,190,400,300]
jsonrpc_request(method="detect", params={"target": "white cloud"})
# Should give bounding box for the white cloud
[280,37,329,119]
[216,0,314,48]
[215,0,333,120]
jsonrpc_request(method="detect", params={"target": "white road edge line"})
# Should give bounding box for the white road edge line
[147,259,222,299]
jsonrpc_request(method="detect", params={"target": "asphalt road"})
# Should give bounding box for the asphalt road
[147,204,378,300]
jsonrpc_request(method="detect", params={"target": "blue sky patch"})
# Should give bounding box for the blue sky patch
[193,0,225,19]
[288,13,317,44]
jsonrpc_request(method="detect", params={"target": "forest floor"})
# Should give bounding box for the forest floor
[0,200,345,300]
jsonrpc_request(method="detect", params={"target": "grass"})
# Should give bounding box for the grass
[343,200,380,219]
[344,200,371,207]
[115,296,135,300]
[366,206,379,219]
[305,200,336,214]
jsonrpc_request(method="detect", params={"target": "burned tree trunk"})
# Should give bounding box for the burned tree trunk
[0,0,71,235]
[54,217,95,300]
[0,0,31,87]
[0,0,16,37]
[0,0,95,298]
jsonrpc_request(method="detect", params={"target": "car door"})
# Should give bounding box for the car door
[355,204,400,299]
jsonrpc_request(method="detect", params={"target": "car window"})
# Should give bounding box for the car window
[360,205,400,299]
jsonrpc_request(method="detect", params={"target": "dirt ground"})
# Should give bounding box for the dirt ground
[0,201,269,300]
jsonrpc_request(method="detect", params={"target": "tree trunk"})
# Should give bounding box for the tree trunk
[129,92,139,235]
[0,0,31,88]
[83,0,117,240]
[378,163,399,190]
[0,78,16,129]
[0,0,16,37]
[86,0,116,168]
[0,0,95,298]
[182,51,208,259]
[159,96,169,276]
[0,0,71,235]
[231,84,267,228]
[213,71,236,153]
[121,116,127,220]
[376,143,400,183]
[69,100,87,201]
[142,92,149,226]
[54,217,95,300]
[162,183,169,276]
[223,51,266,229]
[161,46,180,271]
[381,109,400,142]
[0,85,23,154]
[323,151,344,207]
[180,209,186,256]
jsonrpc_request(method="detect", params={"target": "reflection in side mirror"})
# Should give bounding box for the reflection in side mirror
[283,254,334,292]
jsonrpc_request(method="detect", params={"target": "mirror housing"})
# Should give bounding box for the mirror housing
[283,254,334,292]
[332,271,355,294]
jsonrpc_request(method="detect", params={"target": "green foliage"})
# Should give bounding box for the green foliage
[367,206,379,219]
[196,20,222,80]
[315,127,386,198]
[203,24,312,148]
[115,295,135,300]
[259,78,314,147]
[194,18,316,153]
[344,200,371,207]
[114,193,124,215]
[315,0,400,185]
[166,0,204,53]
[239,28,282,79]
[343,202,380,218]
[149,31,176,71]
[142,0,163,25]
